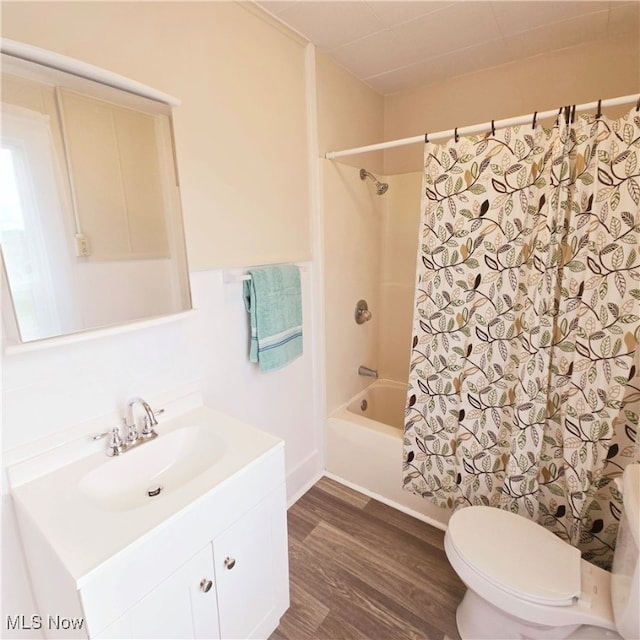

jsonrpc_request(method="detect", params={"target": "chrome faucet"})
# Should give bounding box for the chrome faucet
[358,365,378,379]
[94,397,162,456]
[126,396,159,441]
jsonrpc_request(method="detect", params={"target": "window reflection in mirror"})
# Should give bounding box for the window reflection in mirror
[0,50,191,344]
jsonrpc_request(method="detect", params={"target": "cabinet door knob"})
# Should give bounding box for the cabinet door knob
[200,578,213,593]
[224,556,236,570]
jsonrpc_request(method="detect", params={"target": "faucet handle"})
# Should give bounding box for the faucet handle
[107,426,124,456]
[355,300,372,324]
[125,417,139,444]
[141,416,157,439]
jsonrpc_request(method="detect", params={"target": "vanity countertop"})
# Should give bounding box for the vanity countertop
[11,405,283,586]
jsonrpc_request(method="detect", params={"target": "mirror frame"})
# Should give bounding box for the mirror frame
[1,38,193,351]
[2,39,180,108]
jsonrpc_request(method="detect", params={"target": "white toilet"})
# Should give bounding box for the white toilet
[444,463,640,640]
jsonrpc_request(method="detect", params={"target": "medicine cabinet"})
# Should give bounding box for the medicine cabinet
[1,40,192,345]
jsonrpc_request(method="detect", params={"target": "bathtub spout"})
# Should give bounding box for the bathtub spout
[358,366,378,379]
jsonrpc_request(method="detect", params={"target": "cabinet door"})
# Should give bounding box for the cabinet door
[214,485,289,640]
[95,545,220,640]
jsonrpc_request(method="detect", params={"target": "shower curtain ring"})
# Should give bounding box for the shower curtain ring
[636,96,640,112]
[491,120,495,136]
[424,132,429,143]
[532,111,537,129]
[571,104,576,123]
[454,127,459,142]
[596,99,602,119]
[555,107,562,126]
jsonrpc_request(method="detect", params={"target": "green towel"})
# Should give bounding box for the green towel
[243,265,303,372]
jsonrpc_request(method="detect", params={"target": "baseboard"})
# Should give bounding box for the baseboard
[285,449,324,507]
[323,471,448,532]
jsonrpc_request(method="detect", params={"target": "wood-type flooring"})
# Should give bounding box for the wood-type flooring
[269,476,465,640]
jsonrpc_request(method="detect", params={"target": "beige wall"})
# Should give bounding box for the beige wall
[2,1,311,270]
[316,51,384,174]
[384,36,640,174]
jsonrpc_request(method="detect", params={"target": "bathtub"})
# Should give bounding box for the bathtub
[326,379,449,529]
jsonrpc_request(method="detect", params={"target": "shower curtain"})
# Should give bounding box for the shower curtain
[403,107,640,569]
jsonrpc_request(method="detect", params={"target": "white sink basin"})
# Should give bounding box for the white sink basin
[10,404,284,583]
[79,425,226,511]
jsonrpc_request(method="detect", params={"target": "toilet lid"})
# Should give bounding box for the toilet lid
[447,506,581,606]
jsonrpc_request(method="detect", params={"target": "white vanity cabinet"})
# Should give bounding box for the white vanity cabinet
[10,406,290,640]
[214,488,287,640]
[95,486,288,640]
[95,545,219,640]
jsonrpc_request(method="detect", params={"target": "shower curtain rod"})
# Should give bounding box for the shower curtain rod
[324,93,640,160]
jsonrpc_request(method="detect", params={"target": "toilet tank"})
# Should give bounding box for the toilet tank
[611,463,640,640]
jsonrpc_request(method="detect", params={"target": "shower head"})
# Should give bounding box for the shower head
[360,168,389,195]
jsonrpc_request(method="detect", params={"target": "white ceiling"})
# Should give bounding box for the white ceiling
[256,1,640,94]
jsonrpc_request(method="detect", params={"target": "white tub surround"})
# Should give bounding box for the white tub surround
[326,379,449,529]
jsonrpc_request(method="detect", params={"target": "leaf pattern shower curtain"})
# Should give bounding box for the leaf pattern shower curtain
[403,107,640,569]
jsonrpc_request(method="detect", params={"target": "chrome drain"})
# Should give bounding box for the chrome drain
[147,485,164,498]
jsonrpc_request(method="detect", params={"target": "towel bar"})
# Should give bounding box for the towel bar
[222,263,308,284]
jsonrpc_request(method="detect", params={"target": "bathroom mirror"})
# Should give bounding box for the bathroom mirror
[0,42,192,344]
